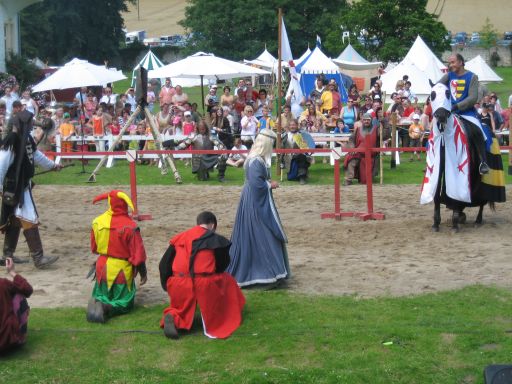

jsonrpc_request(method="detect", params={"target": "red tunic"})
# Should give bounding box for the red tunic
[161,226,245,339]
[0,275,33,352]
[344,127,378,184]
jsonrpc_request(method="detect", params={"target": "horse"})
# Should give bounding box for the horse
[420,83,505,232]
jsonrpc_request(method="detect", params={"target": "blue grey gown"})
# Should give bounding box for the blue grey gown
[227,156,290,287]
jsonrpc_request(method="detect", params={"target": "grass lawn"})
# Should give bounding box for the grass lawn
[2,285,512,383]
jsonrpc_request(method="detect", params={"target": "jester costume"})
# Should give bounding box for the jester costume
[159,223,245,339]
[87,190,147,323]
[281,129,313,183]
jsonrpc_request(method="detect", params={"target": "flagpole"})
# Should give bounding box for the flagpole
[276,8,283,177]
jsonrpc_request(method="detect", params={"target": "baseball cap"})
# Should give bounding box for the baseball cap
[184,111,192,116]
[63,112,70,118]
[362,113,372,120]
[413,113,420,120]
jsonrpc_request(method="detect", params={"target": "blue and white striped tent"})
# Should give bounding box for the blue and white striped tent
[131,50,165,88]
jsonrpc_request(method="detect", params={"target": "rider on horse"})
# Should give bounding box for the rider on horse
[437,53,490,175]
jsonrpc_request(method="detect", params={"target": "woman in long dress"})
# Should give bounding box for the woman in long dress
[227,130,290,287]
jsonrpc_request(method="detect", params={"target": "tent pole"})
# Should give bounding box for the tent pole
[200,75,205,115]
[276,8,283,177]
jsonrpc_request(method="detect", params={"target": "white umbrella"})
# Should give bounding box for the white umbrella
[148,52,270,112]
[32,58,126,92]
[148,52,270,81]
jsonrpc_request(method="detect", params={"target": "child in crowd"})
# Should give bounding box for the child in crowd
[58,112,76,154]
[226,138,247,168]
[182,111,196,136]
[257,106,275,132]
[408,114,424,161]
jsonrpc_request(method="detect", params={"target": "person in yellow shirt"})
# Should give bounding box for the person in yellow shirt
[58,112,75,154]
[408,114,424,161]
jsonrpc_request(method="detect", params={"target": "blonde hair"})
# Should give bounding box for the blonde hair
[244,105,254,114]
[247,130,276,167]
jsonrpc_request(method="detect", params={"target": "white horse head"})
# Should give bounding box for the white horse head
[430,82,452,124]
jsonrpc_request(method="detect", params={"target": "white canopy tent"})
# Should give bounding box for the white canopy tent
[402,35,447,77]
[294,47,311,67]
[32,58,126,93]
[465,55,503,83]
[332,44,382,71]
[243,47,288,70]
[380,60,436,103]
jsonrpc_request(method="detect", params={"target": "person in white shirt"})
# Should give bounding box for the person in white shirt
[20,90,38,116]
[99,87,118,108]
[226,138,247,167]
[125,88,137,113]
[1,86,16,119]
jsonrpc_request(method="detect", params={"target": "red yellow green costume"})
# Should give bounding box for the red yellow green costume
[90,190,147,316]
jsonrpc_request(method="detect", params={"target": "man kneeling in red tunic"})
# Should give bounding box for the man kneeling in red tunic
[159,211,245,339]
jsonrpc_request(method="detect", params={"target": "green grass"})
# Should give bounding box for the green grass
[492,67,512,103]
[35,154,512,186]
[2,285,512,383]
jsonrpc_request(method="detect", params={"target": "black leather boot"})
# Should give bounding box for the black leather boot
[23,227,59,269]
[2,223,29,264]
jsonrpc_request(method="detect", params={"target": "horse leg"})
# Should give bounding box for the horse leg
[452,206,460,233]
[458,208,467,224]
[474,204,484,227]
[432,183,442,232]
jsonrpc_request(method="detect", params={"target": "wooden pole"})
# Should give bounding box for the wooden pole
[276,8,283,177]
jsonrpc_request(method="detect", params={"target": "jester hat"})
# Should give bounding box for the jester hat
[93,190,134,216]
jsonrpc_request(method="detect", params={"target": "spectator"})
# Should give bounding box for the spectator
[244,80,259,108]
[321,80,342,116]
[360,95,374,116]
[281,119,312,184]
[408,114,424,161]
[210,107,232,148]
[222,106,234,134]
[159,211,245,340]
[175,119,227,182]
[182,111,196,136]
[204,85,219,116]
[280,104,293,132]
[171,85,188,111]
[92,107,106,152]
[299,103,327,133]
[220,86,234,109]
[479,103,496,132]
[339,99,358,131]
[157,103,173,134]
[74,87,89,106]
[159,78,175,108]
[99,87,117,108]
[226,137,247,168]
[19,90,38,117]
[83,92,97,120]
[58,112,76,154]
[240,105,259,149]
[309,76,325,109]
[10,84,20,101]
[0,258,33,353]
[402,98,415,117]
[254,89,273,119]
[257,105,275,133]
[347,83,360,104]
[146,83,156,112]
[125,88,137,113]
[1,86,16,119]
[369,80,382,101]
[403,81,418,103]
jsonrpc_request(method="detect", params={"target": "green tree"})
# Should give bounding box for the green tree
[19,0,135,66]
[479,18,498,50]
[324,0,449,62]
[179,0,348,60]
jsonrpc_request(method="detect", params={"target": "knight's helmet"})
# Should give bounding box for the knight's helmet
[92,190,134,216]
[430,83,452,116]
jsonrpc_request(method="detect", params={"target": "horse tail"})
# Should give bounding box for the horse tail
[488,201,496,212]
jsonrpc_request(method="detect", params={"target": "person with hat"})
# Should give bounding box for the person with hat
[86,190,148,323]
[182,110,196,136]
[408,114,424,161]
[58,112,76,155]
[343,112,387,185]
[204,85,219,116]
[0,100,62,268]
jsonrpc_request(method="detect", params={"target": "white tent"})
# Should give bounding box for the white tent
[465,55,503,83]
[380,60,434,103]
[332,44,382,70]
[295,47,311,66]
[131,50,165,87]
[402,35,446,77]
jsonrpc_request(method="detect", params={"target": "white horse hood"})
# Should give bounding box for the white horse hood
[430,83,452,115]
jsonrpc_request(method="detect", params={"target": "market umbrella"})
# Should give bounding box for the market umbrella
[148,52,270,111]
[32,58,126,92]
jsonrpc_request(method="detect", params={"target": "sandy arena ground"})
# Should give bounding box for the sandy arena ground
[9,184,512,308]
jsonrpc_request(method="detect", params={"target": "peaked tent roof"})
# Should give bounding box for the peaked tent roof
[295,47,311,66]
[243,47,288,70]
[296,46,340,74]
[380,60,434,102]
[332,44,382,70]
[402,35,446,74]
[131,50,165,87]
[465,55,503,83]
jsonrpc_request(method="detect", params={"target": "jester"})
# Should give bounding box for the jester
[86,190,148,323]
[280,119,314,185]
